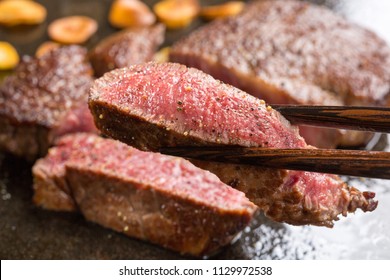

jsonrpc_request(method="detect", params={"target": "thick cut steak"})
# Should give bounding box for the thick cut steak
[33,133,256,256]
[89,24,165,77]
[170,0,390,148]
[89,62,377,227]
[0,46,96,161]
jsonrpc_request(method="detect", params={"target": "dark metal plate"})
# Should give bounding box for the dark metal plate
[1,0,390,260]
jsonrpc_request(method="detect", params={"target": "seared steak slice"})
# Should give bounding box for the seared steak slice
[33,133,100,211]
[0,46,96,161]
[89,62,377,227]
[89,24,165,77]
[170,0,390,148]
[33,133,256,256]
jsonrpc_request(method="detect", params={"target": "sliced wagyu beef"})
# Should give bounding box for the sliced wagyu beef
[170,0,390,148]
[89,62,377,227]
[32,133,256,256]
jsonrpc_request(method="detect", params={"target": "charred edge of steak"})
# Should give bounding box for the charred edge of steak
[66,166,254,257]
[89,100,222,151]
[350,189,378,213]
[264,182,378,228]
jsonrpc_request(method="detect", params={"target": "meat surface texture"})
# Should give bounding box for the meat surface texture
[89,24,165,77]
[0,46,96,160]
[170,0,390,148]
[32,133,256,256]
[89,62,377,227]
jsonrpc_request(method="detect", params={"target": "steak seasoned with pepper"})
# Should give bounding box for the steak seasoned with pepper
[32,133,256,256]
[170,0,390,148]
[89,24,165,77]
[89,62,377,227]
[0,45,96,161]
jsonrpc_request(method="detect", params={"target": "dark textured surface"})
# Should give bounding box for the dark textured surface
[1,0,390,260]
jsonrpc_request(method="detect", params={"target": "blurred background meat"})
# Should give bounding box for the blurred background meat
[0,46,96,160]
[89,24,165,77]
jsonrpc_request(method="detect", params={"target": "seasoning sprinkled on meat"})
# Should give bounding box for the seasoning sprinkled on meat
[89,24,165,77]
[33,133,256,256]
[170,0,390,148]
[89,62,377,227]
[0,45,96,160]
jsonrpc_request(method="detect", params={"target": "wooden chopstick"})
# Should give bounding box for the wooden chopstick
[160,146,390,179]
[272,105,390,133]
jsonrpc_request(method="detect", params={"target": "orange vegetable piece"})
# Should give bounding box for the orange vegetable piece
[0,0,47,26]
[0,41,19,70]
[200,1,245,21]
[108,0,156,28]
[153,0,200,29]
[153,47,171,63]
[48,16,98,44]
[35,41,61,58]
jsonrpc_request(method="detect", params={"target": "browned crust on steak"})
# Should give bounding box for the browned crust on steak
[172,0,390,104]
[170,0,390,147]
[0,46,93,127]
[89,98,218,150]
[0,46,95,159]
[67,165,254,256]
[32,133,257,256]
[89,24,165,77]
